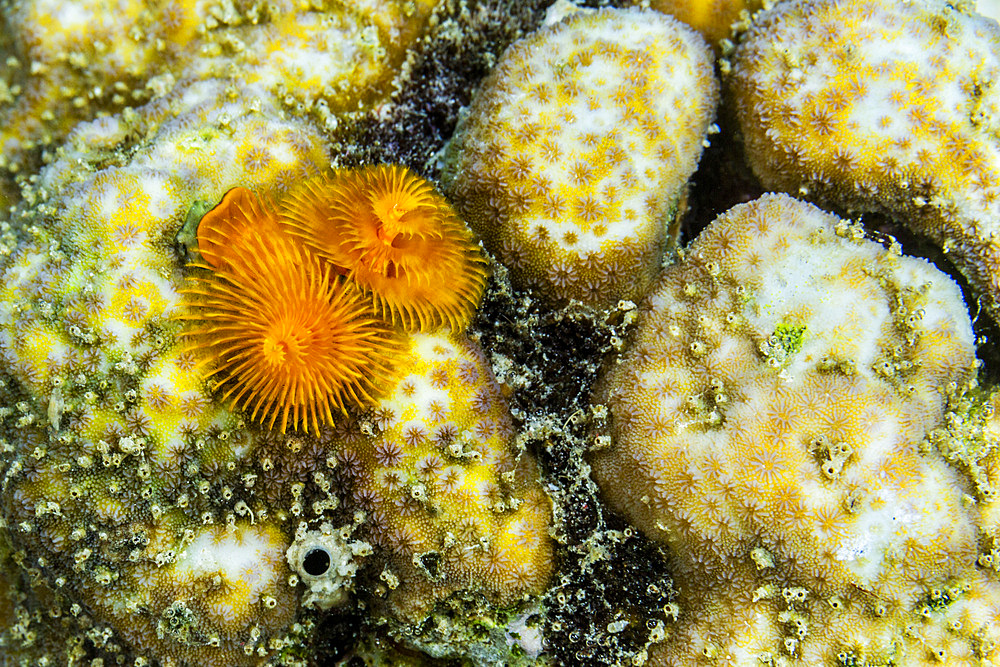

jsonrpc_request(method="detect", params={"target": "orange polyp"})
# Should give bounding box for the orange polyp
[367,166,439,237]
[281,164,489,332]
[178,167,489,433]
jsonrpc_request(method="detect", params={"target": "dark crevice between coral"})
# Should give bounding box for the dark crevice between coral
[335,0,552,179]
[470,260,678,666]
[680,109,766,245]
[311,602,372,666]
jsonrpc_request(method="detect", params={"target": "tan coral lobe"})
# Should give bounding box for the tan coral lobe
[330,332,555,621]
[443,6,719,308]
[728,0,1000,326]
[591,194,998,664]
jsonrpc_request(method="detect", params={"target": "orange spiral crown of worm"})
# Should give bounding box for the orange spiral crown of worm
[180,187,403,433]
[280,164,489,332]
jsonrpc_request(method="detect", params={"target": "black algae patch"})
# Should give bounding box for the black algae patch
[471,259,679,666]
[335,0,553,177]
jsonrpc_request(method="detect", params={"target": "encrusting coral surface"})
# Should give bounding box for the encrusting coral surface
[728,0,1000,327]
[0,57,548,667]
[444,5,719,309]
[591,193,1000,665]
[3,0,1000,665]
[0,0,439,199]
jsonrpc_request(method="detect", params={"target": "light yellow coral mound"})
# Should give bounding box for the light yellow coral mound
[334,331,553,621]
[727,0,1000,325]
[444,6,719,308]
[0,73,550,665]
[591,193,1000,664]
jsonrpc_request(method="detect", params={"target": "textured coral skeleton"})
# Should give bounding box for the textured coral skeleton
[2,0,1000,665]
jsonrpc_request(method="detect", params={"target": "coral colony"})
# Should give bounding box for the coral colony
[444,7,719,308]
[3,1,1000,666]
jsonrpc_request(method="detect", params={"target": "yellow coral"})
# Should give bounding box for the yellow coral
[0,1,570,665]
[443,6,719,308]
[0,73,553,665]
[87,522,299,667]
[592,194,994,662]
[0,0,439,195]
[333,332,554,620]
[728,0,1000,325]
[246,0,439,112]
[650,0,765,46]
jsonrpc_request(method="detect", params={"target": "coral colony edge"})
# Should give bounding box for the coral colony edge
[3,1,1000,666]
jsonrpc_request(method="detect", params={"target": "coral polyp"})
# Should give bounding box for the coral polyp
[282,164,488,332]
[181,217,402,433]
